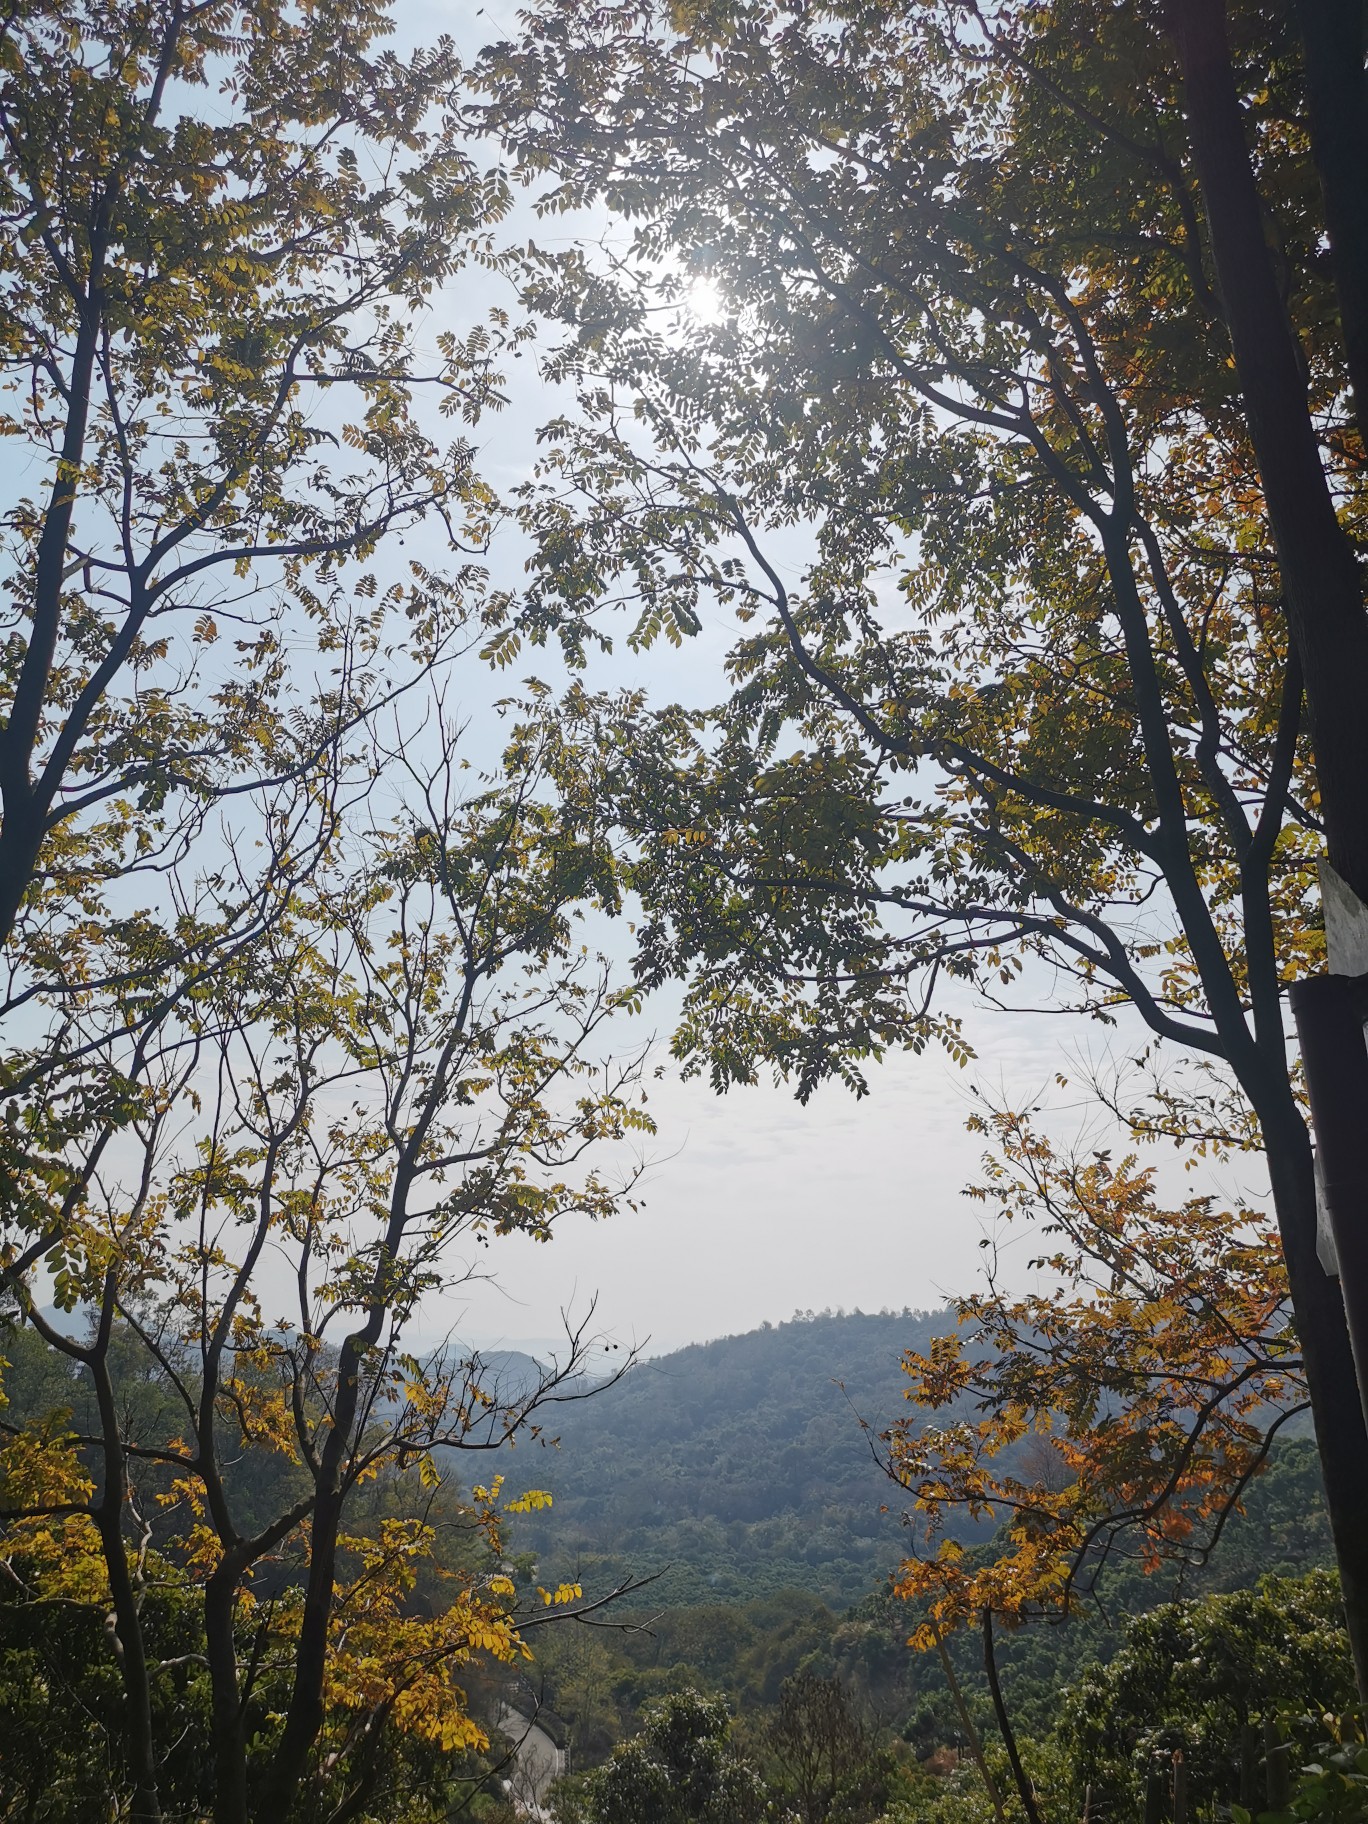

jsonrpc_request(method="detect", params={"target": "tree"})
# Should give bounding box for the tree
[0,0,510,1147]
[0,5,654,1819]
[474,0,1368,1682]
[880,1097,1306,1823]
[582,1688,769,1824]
[1054,1572,1356,1822]
[889,1103,1303,1646]
[765,1672,890,1824]
[1,693,654,1824]
[0,1436,563,1824]
[1164,0,1368,901]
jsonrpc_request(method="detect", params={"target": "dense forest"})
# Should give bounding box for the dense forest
[510,1307,1330,1611]
[512,1309,953,1608]
[503,1312,1337,1741]
[493,1314,1351,1824]
[2,1306,1347,1823]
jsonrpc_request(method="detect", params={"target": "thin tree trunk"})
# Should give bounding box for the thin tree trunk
[255,1138,434,1819]
[255,1323,377,1818]
[0,299,101,947]
[935,1628,1007,1824]
[262,1480,346,1812]
[981,1608,1043,1824]
[1261,1106,1368,1693]
[205,1560,249,1824]
[90,1341,162,1824]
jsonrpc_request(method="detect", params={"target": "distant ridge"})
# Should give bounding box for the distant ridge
[509,1306,961,1607]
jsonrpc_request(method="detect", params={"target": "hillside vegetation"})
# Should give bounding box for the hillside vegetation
[514,1311,1330,1619]
[503,1314,1339,1796]
[515,1310,953,1608]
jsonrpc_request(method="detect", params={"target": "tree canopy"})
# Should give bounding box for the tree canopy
[578,1688,769,1824]
[886,1097,1304,1718]
[475,0,1368,1681]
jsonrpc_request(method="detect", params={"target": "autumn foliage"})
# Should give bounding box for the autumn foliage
[890,1108,1301,1647]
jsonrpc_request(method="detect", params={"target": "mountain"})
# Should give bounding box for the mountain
[508,1307,963,1608]
[492,1309,1337,1766]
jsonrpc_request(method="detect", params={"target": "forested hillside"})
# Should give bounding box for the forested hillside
[504,1314,1337,1782]
[511,1311,1327,1616]
[512,1309,954,1607]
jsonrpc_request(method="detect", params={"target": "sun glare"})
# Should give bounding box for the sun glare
[686,276,726,324]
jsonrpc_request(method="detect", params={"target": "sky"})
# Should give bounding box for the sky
[430,999,1115,1359]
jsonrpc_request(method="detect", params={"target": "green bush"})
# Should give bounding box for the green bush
[581,1688,769,1824]
[1055,1573,1356,1822]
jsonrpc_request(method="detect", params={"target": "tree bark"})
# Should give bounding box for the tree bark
[1261,1097,1368,1693]
[205,1559,249,1824]
[90,1338,162,1824]
[1163,0,1368,1693]
[260,1479,346,1815]
[255,1322,377,1819]
[0,298,101,948]
[982,1607,1043,1824]
[1168,0,1368,906]
[1295,0,1368,438]
[935,1629,1007,1824]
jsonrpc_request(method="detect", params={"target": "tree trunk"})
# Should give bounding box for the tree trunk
[257,1483,344,1817]
[982,1608,1043,1824]
[205,1561,249,1824]
[0,298,101,949]
[1295,0,1368,437]
[936,1629,1007,1824]
[255,1163,416,1817]
[255,1324,374,1819]
[1165,0,1368,1695]
[1168,0,1368,906]
[90,1344,162,1824]
[1263,1100,1368,1693]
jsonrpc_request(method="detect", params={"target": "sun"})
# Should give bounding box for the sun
[686,276,726,325]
